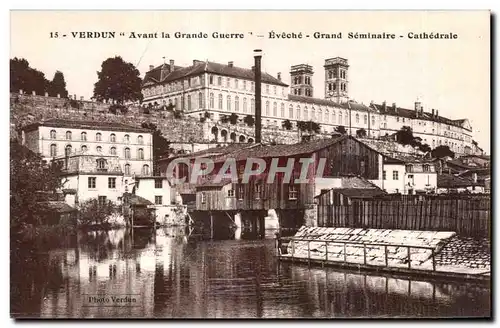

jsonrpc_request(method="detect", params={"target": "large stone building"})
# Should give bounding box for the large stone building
[141,57,475,156]
[21,119,154,176]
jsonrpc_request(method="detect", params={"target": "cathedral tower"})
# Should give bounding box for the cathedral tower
[324,57,349,103]
[290,64,314,97]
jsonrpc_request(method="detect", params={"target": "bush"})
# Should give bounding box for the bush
[78,199,120,227]
[109,104,127,115]
[69,99,80,109]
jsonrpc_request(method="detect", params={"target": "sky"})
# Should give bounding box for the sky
[9,10,491,152]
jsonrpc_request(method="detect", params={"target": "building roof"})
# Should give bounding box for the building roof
[123,193,154,206]
[144,60,288,87]
[37,201,77,213]
[384,154,435,164]
[286,95,375,113]
[370,103,470,130]
[437,174,479,188]
[22,118,153,134]
[330,188,388,198]
[195,178,233,189]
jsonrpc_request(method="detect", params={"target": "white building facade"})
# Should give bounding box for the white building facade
[141,57,475,156]
[383,157,437,194]
[22,118,154,176]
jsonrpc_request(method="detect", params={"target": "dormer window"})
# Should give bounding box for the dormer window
[96,158,107,172]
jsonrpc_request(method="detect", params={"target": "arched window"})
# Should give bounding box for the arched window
[296,105,301,120]
[227,95,231,111]
[124,134,130,143]
[65,131,72,140]
[355,114,360,124]
[311,107,316,120]
[81,132,87,141]
[243,98,247,113]
[364,115,368,125]
[304,107,309,121]
[81,145,87,152]
[137,135,143,144]
[124,147,130,159]
[280,103,285,118]
[65,145,72,156]
[96,146,102,153]
[218,94,223,109]
[50,144,57,157]
[318,109,323,122]
[235,96,239,112]
[289,104,293,119]
[124,164,131,176]
[50,130,56,139]
[96,133,102,141]
[210,93,214,108]
[251,99,255,113]
[110,133,116,142]
[110,147,116,155]
[142,164,150,175]
[339,112,342,124]
[273,102,277,117]
[137,148,144,160]
[325,109,329,123]
[198,92,203,108]
[265,101,270,116]
[96,158,106,170]
[345,113,349,125]
[332,110,336,123]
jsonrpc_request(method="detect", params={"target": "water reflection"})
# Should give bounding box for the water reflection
[10,227,490,318]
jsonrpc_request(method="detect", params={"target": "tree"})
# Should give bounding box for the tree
[141,123,171,174]
[418,143,432,154]
[334,125,347,135]
[431,145,455,159]
[297,120,321,134]
[282,119,293,130]
[93,56,143,104]
[229,113,239,125]
[10,139,62,230]
[10,57,50,95]
[396,126,415,146]
[243,115,255,127]
[48,71,68,98]
[356,128,367,138]
[220,115,230,124]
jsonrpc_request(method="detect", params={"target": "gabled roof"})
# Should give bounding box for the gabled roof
[143,61,288,87]
[330,188,387,198]
[437,174,479,188]
[123,193,154,206]
[22,118,152,134]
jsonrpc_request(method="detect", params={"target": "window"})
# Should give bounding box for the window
[273,102,277,117]
[360,160,366,175]
[255,183,262,199]
[124,134,130,143]
[227,189,235,197]
[364,115,367,125]
[218,94,223,109]
[81,132,87,141]
[138,135,144,144]
[155,196,163,205]
[235,96,239,112]
[423,164,431,172]
[210,93,214,108]
[383,170,386,180]
[88,177,96,189]
[227,95,231,111]
[98,196,107,206]
[355,114,359,124]
[288,185,298,200]
[304,107,308,120]
[217,76,222,85]
[201,192,206,204]
[393,171,399,180]
[273,86,277,95]
[187,95,192,111]
[95,133,102,141]
[289,105,293,119]
[137,148,144,160]
[243,98,247,113]
[124,148,130,159]
[110,133,116,142]
[124,164,130,175]
[155,179,163,188]
[81,145,87,152]
[281,103,285,118]
[265,101,269,116]
[265,84,269,94]
[235,79,239,89]
[251,99,255,113]
[65,145,72,156]
[296,106,301,120]
[50,144,57,157]
[406,165,413,173]
[226,78,230,88]
[65,131,72,140]
[97,158,106,171]
[238,184,244,200]
[110,147,116,155]
[142,164,150,175]
[209,75,214,84]
[108,177,116,189]
[96,146,102,153]
[50,130,56,139]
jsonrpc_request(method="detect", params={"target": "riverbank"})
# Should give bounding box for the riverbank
[276,226,490,283]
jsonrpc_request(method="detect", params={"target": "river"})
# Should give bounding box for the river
[10,227,491,318]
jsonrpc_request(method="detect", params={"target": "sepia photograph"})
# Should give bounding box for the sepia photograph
[9,10,491,319]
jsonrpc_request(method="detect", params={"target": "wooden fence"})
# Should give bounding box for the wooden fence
[317,195,491,237]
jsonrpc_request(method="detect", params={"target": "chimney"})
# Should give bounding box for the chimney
[382,101,387,111]
[277,72,281,81]
[80,96,84,101]
[432,108,435,117]
[392,102,396,111]
[228,61,234,67]
[254,49,263,144]
[170,60,175,72]
[74,94,77,100]
[149,65,154,71]
[436,110,439,118]
[415,101,421,117]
